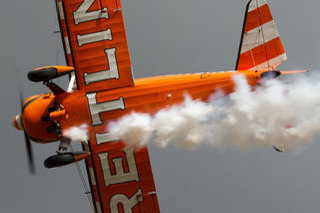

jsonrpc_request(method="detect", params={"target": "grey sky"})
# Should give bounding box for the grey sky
[1,0,320,212]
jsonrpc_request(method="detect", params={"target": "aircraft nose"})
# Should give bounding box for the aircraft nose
[12,114,24,131]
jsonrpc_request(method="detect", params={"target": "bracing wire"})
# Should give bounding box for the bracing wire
[53,0,60,66]
[70,145,95,211]
[56,24,60,66]
[256,0,271,70]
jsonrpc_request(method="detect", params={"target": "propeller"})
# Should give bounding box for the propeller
[17,72,36,175]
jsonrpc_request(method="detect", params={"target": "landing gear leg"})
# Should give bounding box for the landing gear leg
[81,140,89,152]
[57,137,71,154]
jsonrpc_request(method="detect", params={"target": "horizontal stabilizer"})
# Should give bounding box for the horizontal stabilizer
[280,70,308,75]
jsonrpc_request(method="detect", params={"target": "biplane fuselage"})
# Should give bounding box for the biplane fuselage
[22,70,259,143]
[12,0,305,212]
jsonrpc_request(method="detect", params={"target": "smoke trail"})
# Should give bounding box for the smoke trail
[108,73,320,150]
[64,124,89,141]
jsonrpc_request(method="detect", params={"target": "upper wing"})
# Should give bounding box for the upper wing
[84,127,160,213]
[56,0,134,92]
[235,0,287,71]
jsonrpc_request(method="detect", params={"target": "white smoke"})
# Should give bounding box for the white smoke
[63,124,89,141]
[108,73,320,150]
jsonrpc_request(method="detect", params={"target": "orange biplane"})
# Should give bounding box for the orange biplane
[12,0,305,212]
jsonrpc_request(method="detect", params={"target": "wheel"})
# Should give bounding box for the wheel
[44,153,75,168]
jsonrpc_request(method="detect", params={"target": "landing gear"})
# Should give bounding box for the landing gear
[44,138,90,169]
[42,98,90,168]
[44,151,90,168]
[29,71,91,169]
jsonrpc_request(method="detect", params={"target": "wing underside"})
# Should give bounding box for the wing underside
[84,127,160,213]
[56,0,134,92]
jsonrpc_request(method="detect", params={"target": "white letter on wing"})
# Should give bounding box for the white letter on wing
[77,29,112,46]
[109,189,143,213]
[73,0,108,25]
[84,48,119,84]
[98,147,139,187]
[86,93,125,126]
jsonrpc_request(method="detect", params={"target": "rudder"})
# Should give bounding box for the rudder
[235,0,287,71]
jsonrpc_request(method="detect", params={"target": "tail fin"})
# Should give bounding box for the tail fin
[235,0,287,71]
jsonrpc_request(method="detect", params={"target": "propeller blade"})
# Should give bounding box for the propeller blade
[16,68,36,175]
[24,130,35,175]
[15,68,24,112]
[18,86,24,113]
